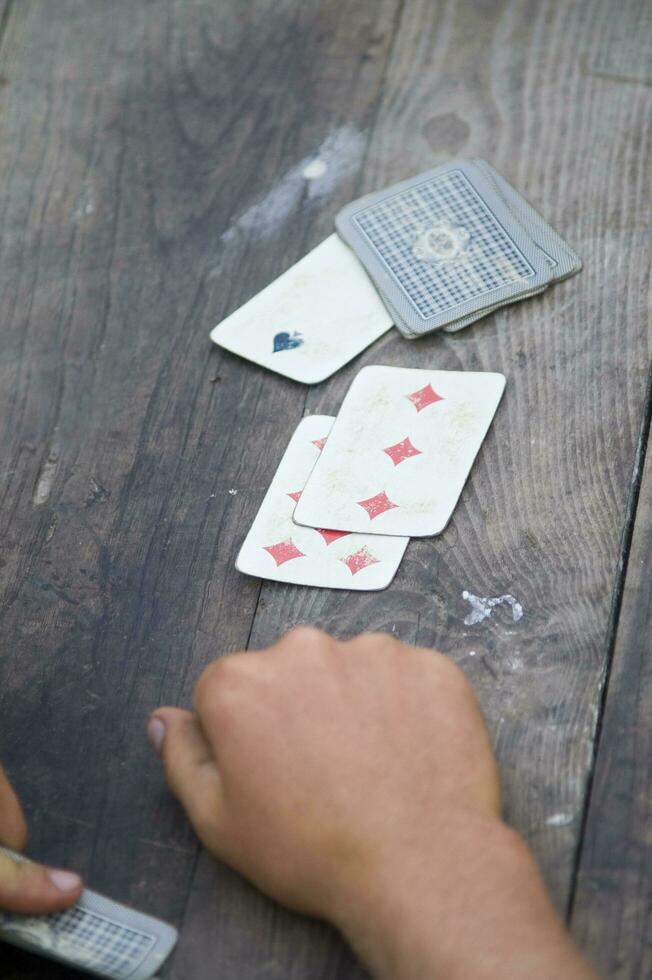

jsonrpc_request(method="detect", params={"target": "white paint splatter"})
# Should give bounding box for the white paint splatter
[462,590,524,626]
[33,452,58,505]
[220,126,365,246]
[546,813,574,827]
[71,186,95,222]
[302,158,328,180]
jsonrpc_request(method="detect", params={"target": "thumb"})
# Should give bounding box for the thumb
[0,849,82,914]
[148,708,225,852]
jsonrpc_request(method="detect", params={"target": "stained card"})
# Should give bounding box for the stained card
[293,367,505,537]
[210,234,393,384]
[336,160,552,337]
[237,415,408,589]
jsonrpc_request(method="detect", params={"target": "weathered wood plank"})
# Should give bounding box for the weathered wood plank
[1,0,651,978]
[570,396,652,978]
[0,0,399,977]
[585,0,652,86]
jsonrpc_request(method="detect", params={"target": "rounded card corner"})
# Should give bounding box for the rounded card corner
[299,369,337,385]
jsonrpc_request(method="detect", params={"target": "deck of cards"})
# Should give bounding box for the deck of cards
[211,159,580,383]
[236,366,505,591]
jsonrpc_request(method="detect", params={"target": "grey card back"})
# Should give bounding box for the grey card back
[472,159,582,282]
[379,282,548,339]
[336,160,552,336]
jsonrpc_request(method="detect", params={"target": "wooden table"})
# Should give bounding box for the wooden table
[1,1,650,977]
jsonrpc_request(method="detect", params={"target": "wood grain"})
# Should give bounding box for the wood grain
[586,0,652,85]
[570,403,652,978]
[0,0,650,978]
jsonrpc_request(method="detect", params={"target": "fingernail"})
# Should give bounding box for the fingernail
[147,716,165,754]
[47,868,82,892]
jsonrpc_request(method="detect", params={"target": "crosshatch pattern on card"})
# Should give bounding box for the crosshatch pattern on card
[350,169,536,320]
[0,906,155,977]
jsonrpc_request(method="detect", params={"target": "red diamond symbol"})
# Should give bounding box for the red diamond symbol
[383,436,422,466]
[312,437,328,451]
[406,384,444,412]
[287,490,302,503]
[315,528,351,545]
[357,491,399,520]
[340,546,380,575]
[263,538,306,566]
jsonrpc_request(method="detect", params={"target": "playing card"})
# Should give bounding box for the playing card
[237,415,408,589]
[210,234,393,384]
[293,367,505,537]
[378,281,547,339]
[336,160,553,337]
[374,161,580,337]
[471,159,581,283]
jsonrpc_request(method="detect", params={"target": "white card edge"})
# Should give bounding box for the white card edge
[234,545,407,591]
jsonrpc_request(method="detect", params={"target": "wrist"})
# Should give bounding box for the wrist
[329,813,594,980]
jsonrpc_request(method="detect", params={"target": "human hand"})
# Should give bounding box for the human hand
[0,764,82,914]
[149,628,596,980]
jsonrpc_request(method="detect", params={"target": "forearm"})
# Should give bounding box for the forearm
[333,815,597,980]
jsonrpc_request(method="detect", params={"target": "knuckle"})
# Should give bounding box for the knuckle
[275,627,335,665]
[281,625,330,649]
[196,655,239,702]
[195,655,250,729]
[351,631,403,655]
[431,651,475,698]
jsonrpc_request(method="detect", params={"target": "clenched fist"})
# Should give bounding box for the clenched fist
[149,629,596,980]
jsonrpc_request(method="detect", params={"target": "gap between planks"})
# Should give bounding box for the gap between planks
[566,359,652,922]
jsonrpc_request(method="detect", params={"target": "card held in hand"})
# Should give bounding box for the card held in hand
[210,235,393,384]
[336,160,552,337]
[293,367,506,537]
[236,415,408,589]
